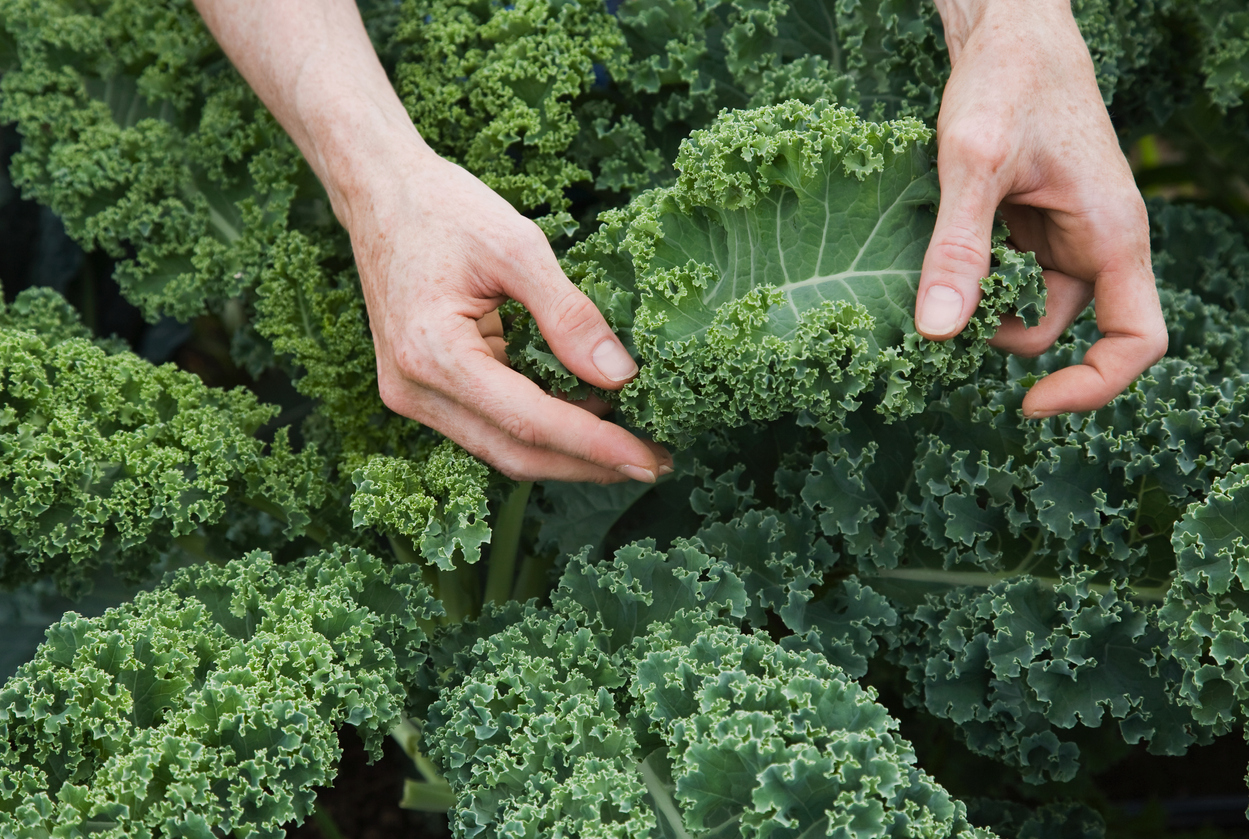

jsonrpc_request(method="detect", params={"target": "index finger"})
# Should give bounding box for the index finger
[455,349,670,481]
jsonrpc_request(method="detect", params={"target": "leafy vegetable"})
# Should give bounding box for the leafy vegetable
[0,547,441,839]
[0,288,328,592]
[0,0,321,320]
[396,0,663,238]
[1,0,1248,837]
[423,541,993,839]
[514,101,1044,444]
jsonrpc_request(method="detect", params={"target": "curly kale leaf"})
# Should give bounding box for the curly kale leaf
[0,0,317,320]
[614,0,1189,134]
[395,0,664,238]
[1193,0,1249,110]
[1158,464,1249,730]
[646,219,1249,784]
[631,625,989,839]
[0,547,442,839]
[350,442,491,570]
[614,0,943,132]
[765,345,1244,780]
[965,799,1106,839]
[891,573,1206,784]
[0,291,330,592]
[424,540,994,839]
[252,230,443,473]
[513,102,1043,445]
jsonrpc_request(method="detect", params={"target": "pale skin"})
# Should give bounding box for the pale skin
[193,0,1167,481]
[922,0,1168,416]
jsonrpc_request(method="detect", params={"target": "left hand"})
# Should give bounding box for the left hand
[917,0,1168,418]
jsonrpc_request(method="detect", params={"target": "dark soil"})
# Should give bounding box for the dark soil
[287,729,450,839]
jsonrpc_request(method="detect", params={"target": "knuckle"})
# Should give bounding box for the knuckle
[376,373,406,414]
[499,219,550,262]
[941,126,1011,174]
[497,409,542,449]
[392,344,429,384]
[932,230,989,270]
[1143,326,1169,363]
[545,289,603,340]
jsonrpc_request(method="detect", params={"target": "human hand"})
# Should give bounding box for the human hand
[192,0,669,484]
[917,0,1168,417]
[347,142,672,483]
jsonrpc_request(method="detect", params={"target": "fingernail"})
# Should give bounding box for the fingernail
[1027,409,1060,420]
[618,464,656,483]
[658,463,674,476]
[592,339,639,383]
[916,285,964,336]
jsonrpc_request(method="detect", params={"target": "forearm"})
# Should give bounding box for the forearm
[191,0,431,228]
[933,0,1077,63]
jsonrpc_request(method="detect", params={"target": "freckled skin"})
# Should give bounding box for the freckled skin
[194,0,1163,473]
[920,0,1167,418]
[193,0,670,483]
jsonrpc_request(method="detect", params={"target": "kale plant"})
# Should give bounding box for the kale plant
[0,0,1247,837]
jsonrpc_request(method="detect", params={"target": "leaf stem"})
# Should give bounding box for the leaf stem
[391,718,448,786]
[311,803,347,839]
[638,752,694,839]
[512,552,555,604]
[400,779,457,812]
[438,562,476,624]
[483,481,533,606]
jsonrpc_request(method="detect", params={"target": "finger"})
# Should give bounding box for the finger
[916,140,1007,341]
[645,439,675,475]
[554,390,613,417]
[550,391,674,472]
[502,242,640,391]
[460,349,668,481]
[380,375,633,483]
[478,308,504,339]
[1022,260,1167,417]
[989,269,1093,357]
[484,335,509,365]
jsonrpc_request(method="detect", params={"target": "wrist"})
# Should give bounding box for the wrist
[292,71,436,231]
[934,0,1073,63]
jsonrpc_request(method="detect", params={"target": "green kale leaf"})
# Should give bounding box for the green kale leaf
[0,547,441,839]
[514,101,1044,445]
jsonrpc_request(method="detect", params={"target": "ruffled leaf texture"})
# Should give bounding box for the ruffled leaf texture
[350,443,491,570]
[513,101,1044,445]
[0,0,325,320]
[0,287,329,593]
[538,198,1249,786]
[1159,464,1249,729]
[421,541,995,839]
[395,0,664,238]
[0,547,442,839]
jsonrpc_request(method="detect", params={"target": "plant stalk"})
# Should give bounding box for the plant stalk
[483,481,533,606]
[310,804,347,839]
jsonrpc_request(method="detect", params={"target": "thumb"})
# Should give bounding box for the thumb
[915,172,1002,341]
[508,256,639,391]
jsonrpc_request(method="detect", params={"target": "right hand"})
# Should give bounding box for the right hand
[347,140,672,483]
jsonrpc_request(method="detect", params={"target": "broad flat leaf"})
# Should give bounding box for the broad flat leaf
[521,101,1044,444]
